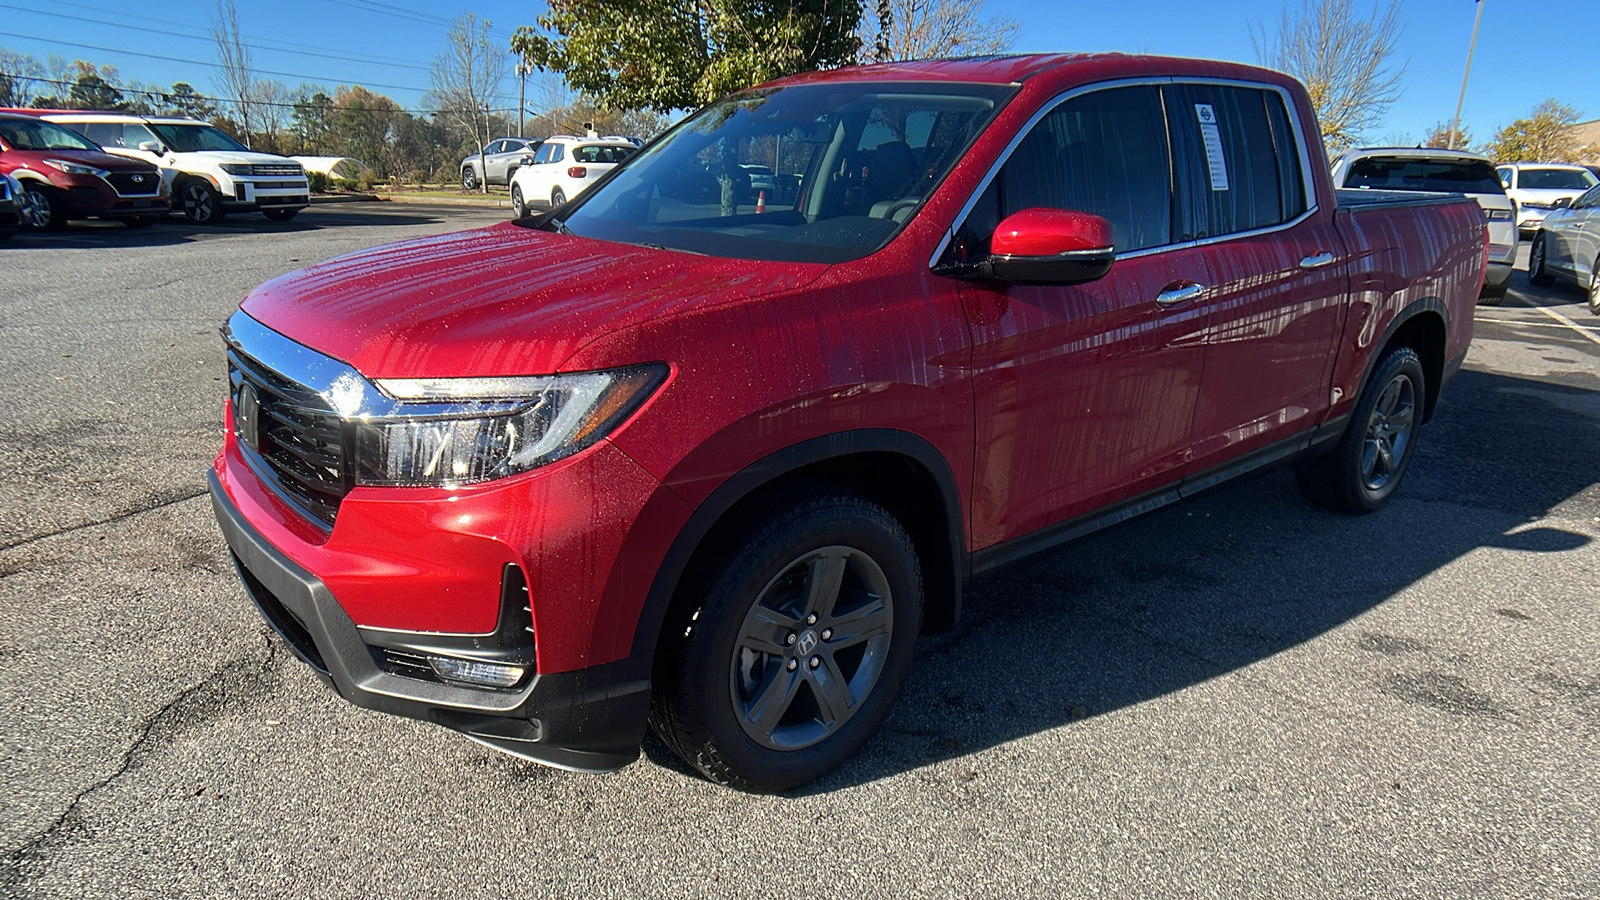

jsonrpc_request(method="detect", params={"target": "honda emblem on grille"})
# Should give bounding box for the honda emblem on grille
[235,383,262,452]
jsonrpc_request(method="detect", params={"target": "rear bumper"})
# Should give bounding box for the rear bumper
[210,469,651,772]
[1485,261,1513,289]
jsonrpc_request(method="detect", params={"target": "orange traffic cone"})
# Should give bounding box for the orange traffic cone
[756,190,766,214]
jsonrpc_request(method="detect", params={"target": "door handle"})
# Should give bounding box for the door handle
[1299,251,1336,269]
[1156,282,1206,306]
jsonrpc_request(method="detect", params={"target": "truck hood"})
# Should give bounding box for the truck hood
[178,150,302,167]
[240,222,830,379]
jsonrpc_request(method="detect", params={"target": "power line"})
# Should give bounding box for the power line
[0,30,431,94]
[0,5,432,72]
[321,0,516,40]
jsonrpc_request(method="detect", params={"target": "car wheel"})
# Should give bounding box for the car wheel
[651,488,923,792]
[511,184,525,218]
[1528,233,1555,287]
[461,167,478,191]
[122,215,157,228]
[179,181,226,225]
[551,187,567,208]
[1589,259,1600,316]
[1294,346,1425,514]
[0,228,14,242]
[262,208,299,222]
[1476,283,1506,306]
[23,185,66,232]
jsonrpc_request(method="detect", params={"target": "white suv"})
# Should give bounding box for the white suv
[45,113,310,224]
[1331,147,1517,302]
[1495,163,1598,236]
[508,135,637,216]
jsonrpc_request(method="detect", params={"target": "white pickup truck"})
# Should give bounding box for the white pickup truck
[45,113,310,224]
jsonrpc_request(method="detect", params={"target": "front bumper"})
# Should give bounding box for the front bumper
[223,177,310,210]
[210,469,652,772]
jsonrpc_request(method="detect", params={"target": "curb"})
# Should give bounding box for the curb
[375,193,513,209]
[309,193,380,204]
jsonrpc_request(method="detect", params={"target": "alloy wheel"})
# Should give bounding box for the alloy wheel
[24,188,51,229]
[1361,373,1416,491]
[183,184,213,222]
[729,545,894,751]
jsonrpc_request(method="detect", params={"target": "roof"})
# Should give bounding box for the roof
[1338,146,1491,161]
[1499,161,1592,169]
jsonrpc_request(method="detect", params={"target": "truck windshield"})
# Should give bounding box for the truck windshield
[541,81,1015,263]
[148,123,250,153]
[1343,157,1503,194]
[0,119,100,152]
[1519,168,1597,190]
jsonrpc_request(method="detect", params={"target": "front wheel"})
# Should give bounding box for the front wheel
[551,187,567,207]
[510,184,526,218]
[262,208,299,222]
[179,181,225,225]
[23,185,66,232]
[1295,346,1425,514]
[461,167,478,191]
[1528,233,1555,287]
[651,489,923,792]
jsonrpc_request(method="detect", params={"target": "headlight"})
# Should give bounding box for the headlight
[42,159,110,178]
[1486,208,1512,221]
[219,164,251,175]
[353,365,667,486]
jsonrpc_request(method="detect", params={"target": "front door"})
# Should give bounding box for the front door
[948,84,1212,549]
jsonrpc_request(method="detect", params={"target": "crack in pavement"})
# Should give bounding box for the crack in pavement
[0,634,280,893]
[0,489,209,553]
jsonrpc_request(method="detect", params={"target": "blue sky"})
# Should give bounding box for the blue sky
[0,0,1591,143]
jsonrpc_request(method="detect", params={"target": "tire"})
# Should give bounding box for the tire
[1476,283,1506,306]
[23,185,66,232]
[651,488,923,792]
[122,215,157,228]
[1294,346,1426,514]
[179,180,225,225]
[0,228,14,242]
[461,166,478,191]
[262,208,299,222]
[511,184,526,218]
[1589,258,1600,316]
[1528,233,1555,287]
[551,187,567,208]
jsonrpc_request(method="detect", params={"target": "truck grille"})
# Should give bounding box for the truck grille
[105,172,161,196]
[228,347,349,527]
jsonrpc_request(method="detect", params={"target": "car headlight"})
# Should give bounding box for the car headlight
[42,159,110,178]
[219,164,251,175]
[353,365,667,486]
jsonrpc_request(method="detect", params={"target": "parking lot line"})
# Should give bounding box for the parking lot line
[1509,297,1600,346]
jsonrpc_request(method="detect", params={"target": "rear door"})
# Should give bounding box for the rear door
[1561,185,1600,281]
[952,83,1213,548]
[1166,81,1347,475]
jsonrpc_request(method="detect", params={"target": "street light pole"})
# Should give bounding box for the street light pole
[1449,0,1485,150]
[516,61,533,139]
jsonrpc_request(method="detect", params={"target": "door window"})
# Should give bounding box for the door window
[121,123,159,149]
[84,123,120,146]
[532,143,553,164]
[1168,84,1307,239]
[946,84,1173,261]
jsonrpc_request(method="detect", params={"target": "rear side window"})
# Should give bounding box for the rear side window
[572,145,632,164]
[1342,157,1503,193]
[1169,84,1307,239]
[949,84,1173,260]
[84,123,120,146]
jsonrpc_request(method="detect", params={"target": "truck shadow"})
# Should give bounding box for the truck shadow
[644,366,1600,792]
[1,207,450,249]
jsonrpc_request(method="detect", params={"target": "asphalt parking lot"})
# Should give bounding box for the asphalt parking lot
[2,208,1597,898]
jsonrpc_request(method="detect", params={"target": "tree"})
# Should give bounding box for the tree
[1483,100,1596,163]
[59,61,126,110]
[250,78,293,153]
[1251,0,1407,150]
[1422,120,1470,150]
[164,82,218,120]
[859,0,1018,62]
[212,0,257,146]
[512,0,862,114]
[0,48,47,107]
[427,12,508,192]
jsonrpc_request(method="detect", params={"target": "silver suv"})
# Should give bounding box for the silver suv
[460,138,541,189]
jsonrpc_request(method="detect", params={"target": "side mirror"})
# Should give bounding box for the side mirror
[136,140,163,154]
[984,208,1116,285]
[1552,196,1572,210]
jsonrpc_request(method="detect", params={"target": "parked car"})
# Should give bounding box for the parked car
[211,54,1485,792]
[1330,147,1515,303]
[1495,162,1598,236]
[1528,182,1600,314]
[461,138,541,190]
[508,135,636,214]
[0,112,169,230]
[29,111,309,224]
[0,169,29,239]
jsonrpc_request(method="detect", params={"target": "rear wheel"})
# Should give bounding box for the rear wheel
[1476,283,1506,306]
[1528,233,1555,287]
[179,180,225,225]
[651,489,922,792]
[1295,346,1425,514]
[551,187,567,207]
[511,184,526,217]
[23,185,66,232]
[262,208,299,222]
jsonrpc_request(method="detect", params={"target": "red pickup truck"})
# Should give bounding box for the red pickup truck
[211,54,1485,791]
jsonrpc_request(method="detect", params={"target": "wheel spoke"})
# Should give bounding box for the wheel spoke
[1377,381,1401,417]
[747,667,802,733]
[1376,440,1395,476]
[803,549,849,619]
[740,605,800,655]
[1361,439,1380,480]
[824,595,890,649]
[809,651,854,725]
[1388,402,1414,432]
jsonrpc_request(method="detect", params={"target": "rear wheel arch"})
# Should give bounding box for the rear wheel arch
[1354,299,1447,425]
[632,431,967,677]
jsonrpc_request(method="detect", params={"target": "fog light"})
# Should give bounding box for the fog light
[427,656,527,688]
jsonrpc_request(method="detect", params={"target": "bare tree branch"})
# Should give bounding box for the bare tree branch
[1252,0,1407,151]
[426,13,509,194]
[860,0,1018,62]
[211,0,256,144]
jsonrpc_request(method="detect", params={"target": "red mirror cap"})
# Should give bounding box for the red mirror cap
[991,208,1114,258]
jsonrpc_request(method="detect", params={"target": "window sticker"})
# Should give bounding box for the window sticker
[1195,104,1229,191]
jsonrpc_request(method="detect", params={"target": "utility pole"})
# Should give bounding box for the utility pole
[515,60,533,139]
[1449,0,1485,150]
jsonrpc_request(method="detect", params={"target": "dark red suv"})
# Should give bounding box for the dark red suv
[0,113,168,229]
[211,54,1485,791]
